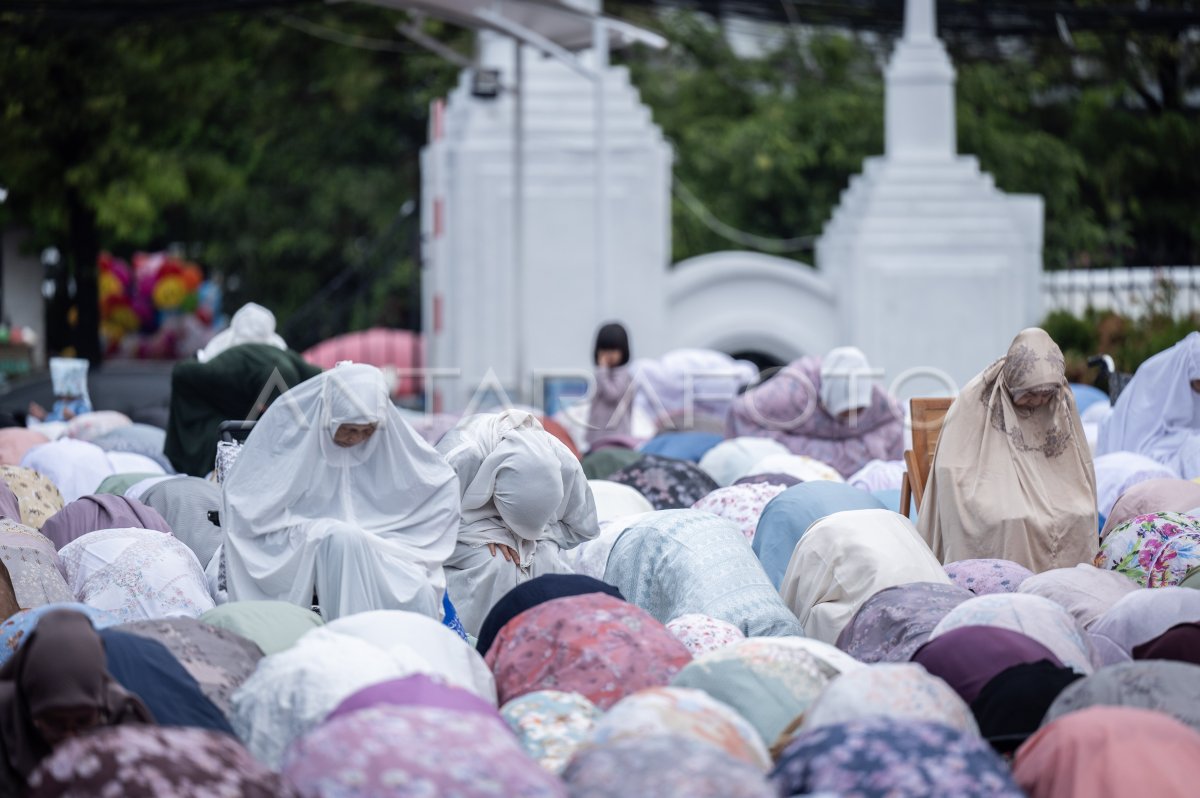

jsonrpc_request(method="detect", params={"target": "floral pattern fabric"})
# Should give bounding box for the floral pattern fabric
[283,706,566,798]
[119,616,263,718]
[0,520,74,609]
[606,454,718,510]
[1095,512,1200,588]
[501,690,600,774]
[484,593,692,710]
[0,466,64,529]
[835,582,972,663]
[58,527,214,623]
[564,735,777,798]
[772,717,1024,798]
[800,663,979,737]
[27,725,293,798]
[590,687,771,770]
[944,559,1034,595]
[666,613,745,657]
[671,637,848,746]
[691,483,787,543]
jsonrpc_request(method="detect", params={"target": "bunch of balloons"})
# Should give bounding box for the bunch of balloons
[99,251,222,358]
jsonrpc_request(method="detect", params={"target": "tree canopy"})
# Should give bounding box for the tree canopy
[0,4,460,357]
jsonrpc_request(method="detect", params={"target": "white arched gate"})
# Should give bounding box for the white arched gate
[666,251,839,364]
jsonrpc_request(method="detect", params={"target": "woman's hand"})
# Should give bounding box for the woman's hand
[487,543,520,564]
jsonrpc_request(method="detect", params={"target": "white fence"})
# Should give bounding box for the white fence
[1043,267,1200,320]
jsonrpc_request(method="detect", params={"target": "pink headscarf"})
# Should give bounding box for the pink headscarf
[1014,706,1200,797]
[1101,478,1200,539]
[484,593,691,710]
[40,495,172,551]
[0,429,48,467]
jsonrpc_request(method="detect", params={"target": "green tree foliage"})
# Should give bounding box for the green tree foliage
[620,9,1198,269]
[622,14,883,262]
[0,6,460,356]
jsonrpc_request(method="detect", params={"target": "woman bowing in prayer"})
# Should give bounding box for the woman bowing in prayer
[1098,332,1200,477]
[0,609,153,795]
[727,347,903,478]
[436,410,599,636]
[222,364,461,621]
[919,329,1096,573]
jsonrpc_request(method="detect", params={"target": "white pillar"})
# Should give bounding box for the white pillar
[904,0,936,40]
[593,20,609,321]
[421,30,672,412]
[818,0,1044,394]
[512,40,526,402]
[886,0,956,161]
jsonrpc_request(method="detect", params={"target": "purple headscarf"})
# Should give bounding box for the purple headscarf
[0,482,19,522]
[326,674,502,725]
[911,625,1064,704]
[284,706,565,798]
[40,495,172,551]
[727,356,904,478]
[836,582,973,663]
[732,472,803,489]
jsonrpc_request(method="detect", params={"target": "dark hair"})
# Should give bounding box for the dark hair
[593,322,630,367]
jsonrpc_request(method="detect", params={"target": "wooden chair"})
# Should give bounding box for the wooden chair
[899,397,954,518]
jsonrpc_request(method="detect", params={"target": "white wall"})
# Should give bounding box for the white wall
[422,38,672,411]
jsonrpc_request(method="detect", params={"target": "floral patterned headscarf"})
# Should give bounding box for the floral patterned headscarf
[484,593,691,710]
[0,466,64,530]
[666,613,745,657]
[501,690,599,774]
[283,706,565,798]
[691,483,787,543]
[772,716,1023,798]
[606,454,718,510]
[917,328,1097,574]
[835,582,972,663]
[798,663,979,737]
[589,687,771,770]
[944,559,1034,596]
[28,726,291,798]
[565,735,776,798]
[670,637,849,747]
[1095,512,1200,588]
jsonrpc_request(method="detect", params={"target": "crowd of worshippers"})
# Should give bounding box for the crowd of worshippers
[0,306,1199,796]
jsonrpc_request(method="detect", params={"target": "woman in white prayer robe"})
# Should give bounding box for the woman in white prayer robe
[436,410,599,636]
[222,364,461,621]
